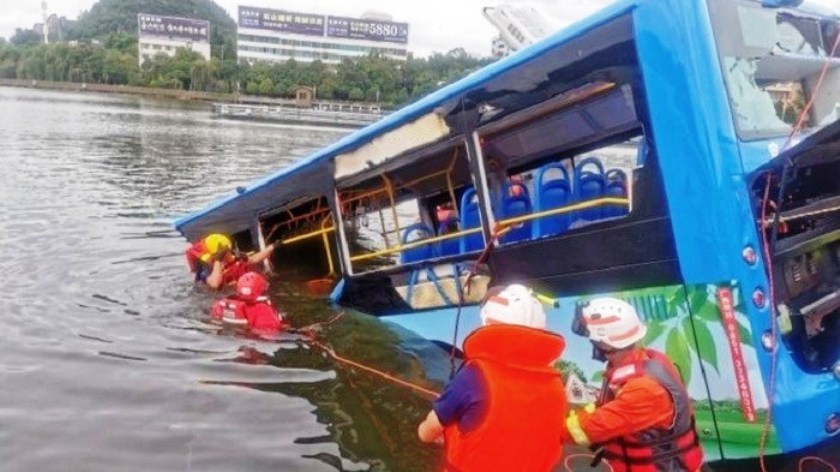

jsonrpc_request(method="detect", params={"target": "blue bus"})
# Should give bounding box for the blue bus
[176,0,840,462]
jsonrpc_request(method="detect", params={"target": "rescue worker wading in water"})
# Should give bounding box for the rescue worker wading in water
[417,284,569,472]
[211,271,283,332]
[565,297,704,472]
[185,233,276,290]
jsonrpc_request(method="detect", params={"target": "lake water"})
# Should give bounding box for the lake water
[0,87,446,471]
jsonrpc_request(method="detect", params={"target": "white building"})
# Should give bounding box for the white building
[237,6,409,65]
[491,36,511,59]
[483,4,557,56]
[138,14,211,66]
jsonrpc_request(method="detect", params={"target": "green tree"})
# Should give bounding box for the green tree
[69,0,236,60]
[10,28,42,46]
[258,77,274,96]
[348,86,364,101]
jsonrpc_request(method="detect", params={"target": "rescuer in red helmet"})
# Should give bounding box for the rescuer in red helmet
[211,272,283,331]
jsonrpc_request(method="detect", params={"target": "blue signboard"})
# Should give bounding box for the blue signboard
[138,14,210,42]
[326,16,409,44]
[238,6,325,37]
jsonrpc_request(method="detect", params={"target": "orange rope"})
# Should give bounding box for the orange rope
[799,456,838,472]
[306,337,440,399]
[759,32,840,471]
[563,453,613,472]
[783,32,840,152]
[292,311,441,399]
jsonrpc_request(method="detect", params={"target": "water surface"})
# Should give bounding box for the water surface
[0,87,444,471]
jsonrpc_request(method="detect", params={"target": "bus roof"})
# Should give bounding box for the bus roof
[174,0,641,240]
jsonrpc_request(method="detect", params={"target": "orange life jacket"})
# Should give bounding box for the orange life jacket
[442,324,568,472]
[211,296,283,330]
[598,349,703,472]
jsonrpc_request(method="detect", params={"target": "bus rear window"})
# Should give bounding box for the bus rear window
[708,0,840,140]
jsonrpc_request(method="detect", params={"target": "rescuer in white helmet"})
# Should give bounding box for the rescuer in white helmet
[565,297,704,472]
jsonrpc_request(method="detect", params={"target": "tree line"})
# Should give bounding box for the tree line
[0,33,492,107]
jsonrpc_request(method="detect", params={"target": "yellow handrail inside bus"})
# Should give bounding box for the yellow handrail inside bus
[348,197,629,263]
[350,227,483,262]
[282,226,336,245]
[321,216,336,276]
[496,197,629,228]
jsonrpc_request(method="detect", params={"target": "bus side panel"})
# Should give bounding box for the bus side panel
[683,283,780,460]
[382,282,779,460]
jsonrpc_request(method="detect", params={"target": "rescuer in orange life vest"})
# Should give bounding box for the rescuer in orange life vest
[417,284,569,471]
[211,272,283,332]
[565,297,704,472]
[185,233,277,290]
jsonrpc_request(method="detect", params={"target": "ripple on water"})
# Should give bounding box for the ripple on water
[0,87,443,471]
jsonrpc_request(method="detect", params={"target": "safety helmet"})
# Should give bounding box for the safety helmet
[580,297,646,350]
[205,234,232,254]
[480,284,546,330]
[236,272,268,302]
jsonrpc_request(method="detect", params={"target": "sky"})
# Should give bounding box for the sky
[1,0,616,57]
[3,0,839,57]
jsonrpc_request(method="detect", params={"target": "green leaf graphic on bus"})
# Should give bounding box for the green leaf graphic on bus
[682,316,720,374]
[665,327,692,384]
[643,319,666,345]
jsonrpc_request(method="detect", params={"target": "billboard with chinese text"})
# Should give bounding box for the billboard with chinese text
[326,16,409,44]
[238,6,324,37]
[138,14,210,43]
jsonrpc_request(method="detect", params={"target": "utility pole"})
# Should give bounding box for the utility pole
[41,2,49,44]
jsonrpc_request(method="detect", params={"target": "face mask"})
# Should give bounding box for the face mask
[592,344,608,362]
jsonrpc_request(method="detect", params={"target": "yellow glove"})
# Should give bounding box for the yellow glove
[565,403,596,446]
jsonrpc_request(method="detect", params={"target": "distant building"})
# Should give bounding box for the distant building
[483,4,557,56]
[137,14,211,66]
[491,36,510,59]
[237,6,409,65]
[564,372,600,405]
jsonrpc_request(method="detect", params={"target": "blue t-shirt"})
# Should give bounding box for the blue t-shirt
[432,363,488,432]
[195,264,211,283]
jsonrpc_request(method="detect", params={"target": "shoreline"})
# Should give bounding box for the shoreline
[0,79,386,110]
[0,78,234,103]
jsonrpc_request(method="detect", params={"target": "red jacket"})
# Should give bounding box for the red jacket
[567,349,703,472]
[211,296,283,331]
[186,239,250,286]
[443,324,568,472]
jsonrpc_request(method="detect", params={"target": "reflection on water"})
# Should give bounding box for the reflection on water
[0,87,443,471]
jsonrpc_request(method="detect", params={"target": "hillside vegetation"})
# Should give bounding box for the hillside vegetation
[69,0,236,58]
[1,0,492,106]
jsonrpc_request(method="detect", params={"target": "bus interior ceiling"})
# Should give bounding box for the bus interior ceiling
[755,140,840,373]
[259,195,338,279]
[231,228,256,254]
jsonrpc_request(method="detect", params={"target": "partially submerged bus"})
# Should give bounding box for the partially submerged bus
[176,0,840,462]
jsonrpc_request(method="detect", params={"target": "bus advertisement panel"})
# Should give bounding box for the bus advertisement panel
[238,6,325,37]
[326,16,409,44]
[137,14,209,43]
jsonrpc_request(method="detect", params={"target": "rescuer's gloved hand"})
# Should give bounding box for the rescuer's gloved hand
[211,248,229,264]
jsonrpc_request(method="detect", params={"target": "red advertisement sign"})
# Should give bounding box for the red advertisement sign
[716,287,757,423]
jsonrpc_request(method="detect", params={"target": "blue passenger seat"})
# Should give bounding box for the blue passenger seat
[437,216,461,257]
[499,181,533,244]
[605,168,629,217]
[459,187,484,253]
[400,223,435,263]
[574,157,606,221]
[535,163,572,237]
